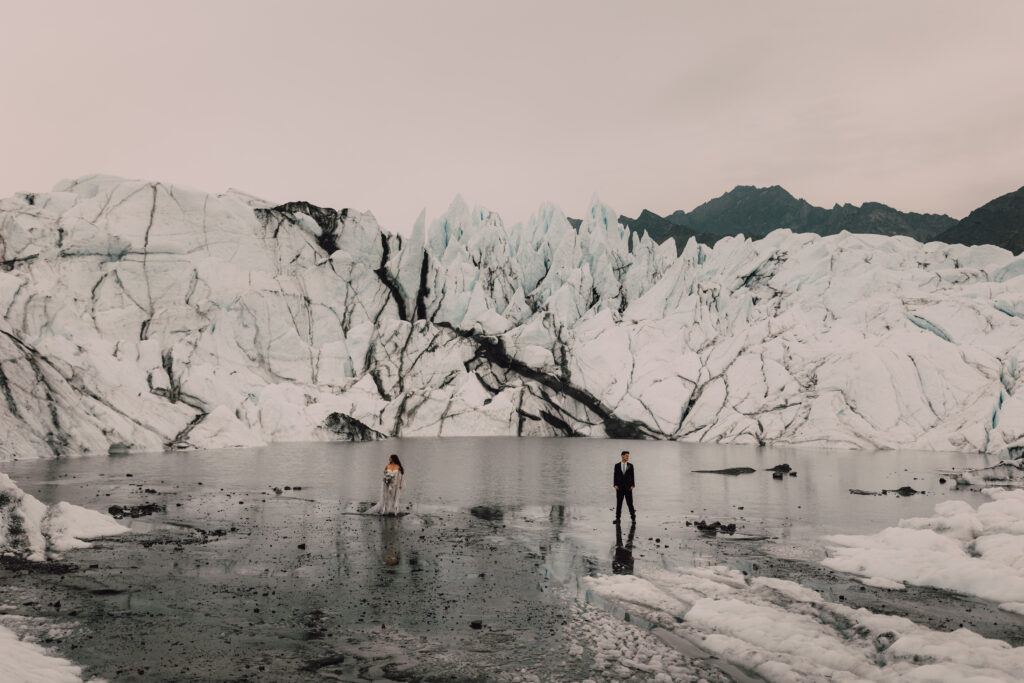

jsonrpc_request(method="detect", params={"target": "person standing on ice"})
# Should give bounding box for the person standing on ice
[613,450,636,524]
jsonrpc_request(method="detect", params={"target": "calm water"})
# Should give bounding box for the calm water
[4,437,998,548]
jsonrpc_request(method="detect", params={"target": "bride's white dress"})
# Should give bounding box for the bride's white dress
[367,469,403,515]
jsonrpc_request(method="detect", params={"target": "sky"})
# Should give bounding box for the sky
[2,0,1023,235]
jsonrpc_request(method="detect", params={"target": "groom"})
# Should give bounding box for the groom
[613,450,636,524]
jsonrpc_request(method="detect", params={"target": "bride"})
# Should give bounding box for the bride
[367,454,404,515]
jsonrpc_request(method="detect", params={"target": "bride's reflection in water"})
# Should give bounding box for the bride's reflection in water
[381,515,401,568]
[612,521,636,575]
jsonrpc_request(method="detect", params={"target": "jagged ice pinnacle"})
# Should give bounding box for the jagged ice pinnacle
[0,174,1022,460]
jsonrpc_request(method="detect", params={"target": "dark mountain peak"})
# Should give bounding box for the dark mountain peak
[592,184,1020,257]
[730,184,793,198]
[667,185,956,242]
[676,185,820,237]
[936,185,1024,255]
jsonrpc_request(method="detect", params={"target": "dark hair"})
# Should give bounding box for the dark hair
[389,454,404,475]
[620,450,629,456]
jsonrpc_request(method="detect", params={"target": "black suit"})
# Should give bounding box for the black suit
[613,462,636,522]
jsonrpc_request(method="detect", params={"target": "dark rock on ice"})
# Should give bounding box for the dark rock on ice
[691,467,756,475]
[321,413,387,441]
[107,503,165,519]
[887,486,921,496]
[694,520,737,535]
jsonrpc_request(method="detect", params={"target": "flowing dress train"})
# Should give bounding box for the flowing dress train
[367,470,402,515]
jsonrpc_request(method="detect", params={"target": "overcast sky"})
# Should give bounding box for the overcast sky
[3,1,1022,235]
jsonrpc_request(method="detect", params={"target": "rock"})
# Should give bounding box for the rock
[888,486,920,496]
[767,464,792,473]
[691,467,756,476]
[470,620,483,629]
[694,520,737,535]
[321,412,387,441]
[772,471,784,479]
[107,502,165,519]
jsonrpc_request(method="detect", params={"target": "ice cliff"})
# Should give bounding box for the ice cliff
[0,175,1022,460]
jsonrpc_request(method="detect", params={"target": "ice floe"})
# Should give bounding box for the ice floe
[0,473,127,561]
[823,488,1024,607]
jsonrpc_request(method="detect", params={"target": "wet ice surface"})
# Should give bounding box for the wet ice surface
[1,438,1018,681]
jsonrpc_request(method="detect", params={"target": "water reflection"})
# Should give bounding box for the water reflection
[469,505,505,522]
[381,515,401,568]
[549,504,567,526]
[612,521,636,575]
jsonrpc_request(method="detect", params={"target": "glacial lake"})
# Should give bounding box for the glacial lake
[5,437,999,545]
[0,438,1007,681]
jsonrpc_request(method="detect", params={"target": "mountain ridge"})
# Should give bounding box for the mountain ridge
[574,184,1021,255]
[935,186,1024,256]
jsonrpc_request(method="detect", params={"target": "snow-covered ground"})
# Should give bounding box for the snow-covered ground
[1,472,125,681]
[0,624,85,683]
[577,487,1024,681]
[1,175,1022,459]
[823,488,1024,615]
[586,543,1024,680]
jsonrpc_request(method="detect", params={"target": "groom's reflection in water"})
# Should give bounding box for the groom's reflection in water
[612,521,636,575]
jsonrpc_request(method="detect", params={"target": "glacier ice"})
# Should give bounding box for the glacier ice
[1,174,1023,459]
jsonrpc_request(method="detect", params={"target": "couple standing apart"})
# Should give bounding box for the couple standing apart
[367,450,637,522]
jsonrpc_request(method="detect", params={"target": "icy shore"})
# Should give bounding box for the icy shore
[1,174,1022,459]
[0,472,126,682]
[0,472,127,560]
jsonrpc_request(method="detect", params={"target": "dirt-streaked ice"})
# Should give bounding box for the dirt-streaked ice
[1,175,1022,458]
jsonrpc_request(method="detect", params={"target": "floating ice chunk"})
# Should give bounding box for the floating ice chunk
[824,489,1024,604]
[0,473,128,561]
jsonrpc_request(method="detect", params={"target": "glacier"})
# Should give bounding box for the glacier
[0,174,1022,460]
